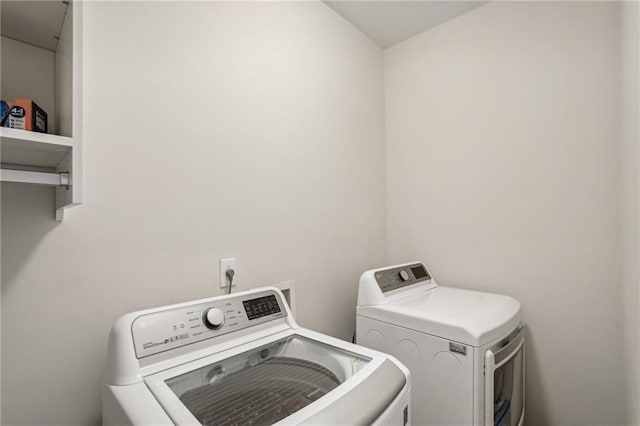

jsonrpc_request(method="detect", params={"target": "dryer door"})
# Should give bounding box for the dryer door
[484,324,525,426]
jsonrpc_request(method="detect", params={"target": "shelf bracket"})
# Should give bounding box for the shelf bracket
[1,169,70,187]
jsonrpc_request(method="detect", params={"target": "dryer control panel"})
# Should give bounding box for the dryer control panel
[375,263,431,293]
[131,289,287,359]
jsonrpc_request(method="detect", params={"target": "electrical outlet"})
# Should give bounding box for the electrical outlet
[219,258,237,288]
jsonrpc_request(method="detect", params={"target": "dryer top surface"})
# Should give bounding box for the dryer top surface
[358,285,521,347]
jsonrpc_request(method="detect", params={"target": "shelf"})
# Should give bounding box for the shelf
[1,169,69,186]
[1,0,82,221]
[1,127,72,170]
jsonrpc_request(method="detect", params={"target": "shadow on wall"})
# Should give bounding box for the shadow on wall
[524,327,550,425]
[1,183,61,288]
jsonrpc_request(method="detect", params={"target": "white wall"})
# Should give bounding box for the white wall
[621,1,640,423]
[384,2,627,424]
[1,2,385,424]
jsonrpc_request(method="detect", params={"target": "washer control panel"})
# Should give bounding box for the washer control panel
[374,263,431,293]
[131,289,286,358]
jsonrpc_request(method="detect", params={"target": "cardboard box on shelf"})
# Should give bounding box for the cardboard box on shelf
[3,99,47,133]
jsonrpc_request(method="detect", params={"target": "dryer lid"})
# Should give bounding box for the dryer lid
[358,286,521,347]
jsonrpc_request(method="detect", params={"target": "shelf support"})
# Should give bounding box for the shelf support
[1,169,70,187]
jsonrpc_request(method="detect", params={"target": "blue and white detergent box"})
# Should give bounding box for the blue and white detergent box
[0,100,11,127]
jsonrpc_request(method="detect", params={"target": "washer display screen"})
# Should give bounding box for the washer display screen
[243,295,281,320]
[411,266,429,279]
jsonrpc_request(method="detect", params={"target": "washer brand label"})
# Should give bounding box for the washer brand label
[449,342,467,356]
[143,340,167,350]
[142,333,189,350]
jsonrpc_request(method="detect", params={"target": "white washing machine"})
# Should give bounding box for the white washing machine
[103,286,411,426]
[356,262,524,426]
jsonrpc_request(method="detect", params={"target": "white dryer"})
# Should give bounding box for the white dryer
[356,262,524,426]
[103,287,411,426]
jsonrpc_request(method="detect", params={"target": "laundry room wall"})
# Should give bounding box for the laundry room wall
[0,2,385,425]
[621,1,640,424]
[384,2,630,425]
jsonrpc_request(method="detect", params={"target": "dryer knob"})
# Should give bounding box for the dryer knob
[203,308,225,329]
[399,270,410,281]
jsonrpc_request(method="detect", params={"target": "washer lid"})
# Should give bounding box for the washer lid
[146,333,407,426]
[357,286,521,347]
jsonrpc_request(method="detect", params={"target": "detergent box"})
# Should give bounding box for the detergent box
[3,99,47,133]
[0,101,10,127]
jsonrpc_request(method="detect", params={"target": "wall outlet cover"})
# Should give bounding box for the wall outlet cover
[219,258,237,288]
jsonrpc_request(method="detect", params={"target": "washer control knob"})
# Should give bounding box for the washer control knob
[203,308,225,329]
[399,270,410,281]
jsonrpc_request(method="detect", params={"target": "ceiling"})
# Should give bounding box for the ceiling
[1,1,484,52]
[323,1,487,49]
[1,1,68,51]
